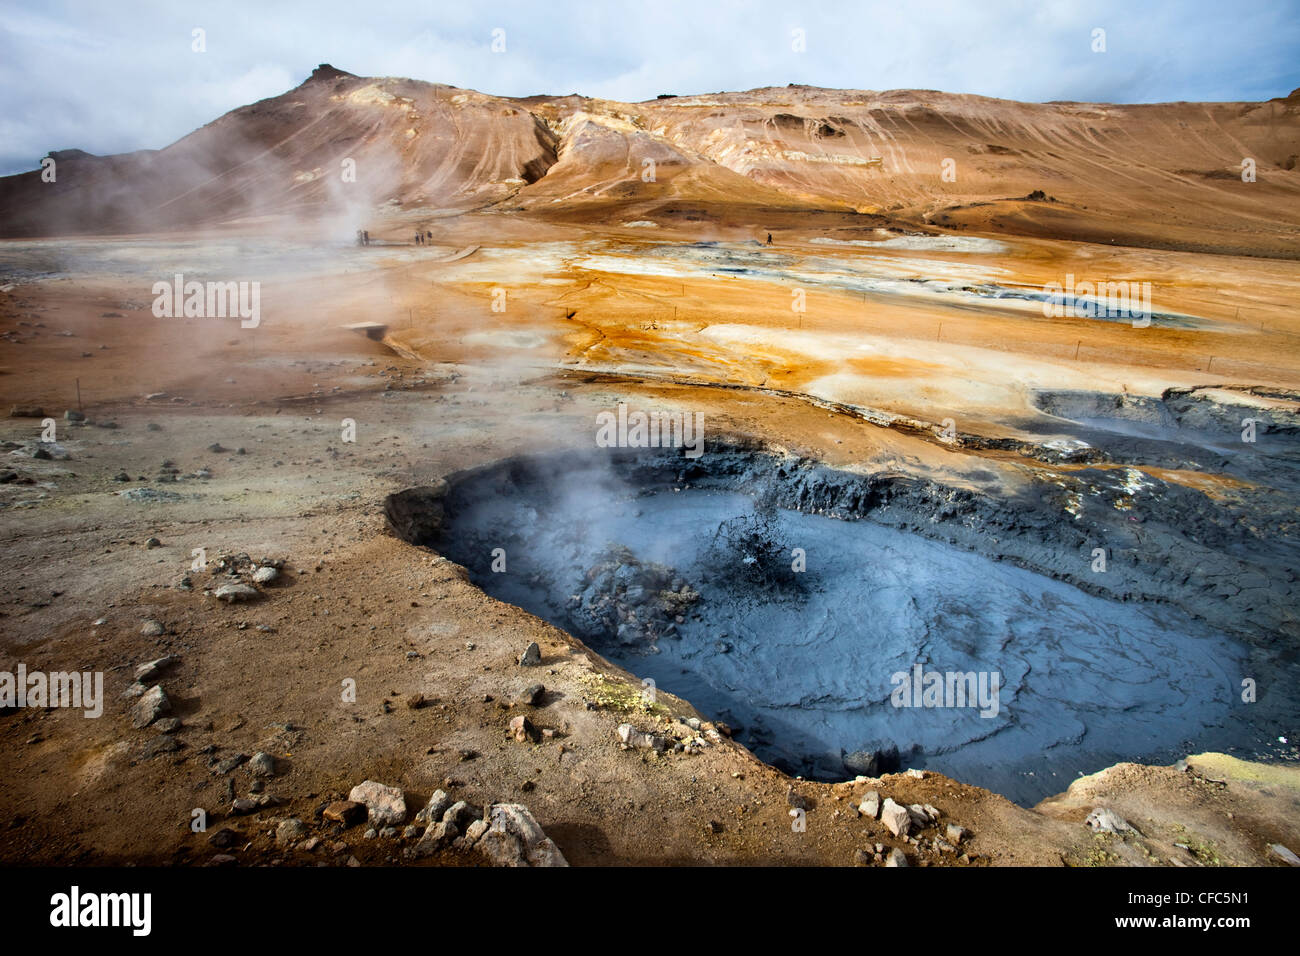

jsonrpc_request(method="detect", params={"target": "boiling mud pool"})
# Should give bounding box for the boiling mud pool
[444,484,1254,804]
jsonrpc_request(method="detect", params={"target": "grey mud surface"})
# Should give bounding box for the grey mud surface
[390,435,1300,806]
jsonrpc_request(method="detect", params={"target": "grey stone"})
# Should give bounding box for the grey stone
[859,791,880,819]
[275,818,307,845]
[248,751,277,777]
[130,685,170,729]
[885,847,908,867]
[214,583,260,603]
[134,655,178,682]
[348,780,407,826]
[414,789,451,825]
[1085,807,1134,834]
[1268,844,1300,866]
[880,798,912,838]
[617,723,668,752]
[476,804,567,867]
[517,642,542,666]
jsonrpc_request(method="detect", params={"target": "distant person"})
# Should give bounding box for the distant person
[362,230,370,246]
[766,233,773,245]
[426,231,432,241]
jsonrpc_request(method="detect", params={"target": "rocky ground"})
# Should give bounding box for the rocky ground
[1,257,1298,867]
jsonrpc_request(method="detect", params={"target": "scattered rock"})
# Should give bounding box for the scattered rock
[275,818,307,845]
[414,820,457,856]
[139,619,165,637]
[475,803,568,867]
[144,536,161,549]
[134,655,177,682]
[208,827,239,849]
[414,790,450,825]
[348,780,407,826]
[9,405,44,418]
[885,847,908,867]
[130,685,170,729]
[509,714,537,743]
[251,566,278,585]
[859,791,880,819]
[462,819,488,846]
[405,693,426,710]
[518,683,545,706]
[213,753,248,774]
[1268,844,1300,866]
[248,751,277,777]
[323,801,366,827]
[517,642,542,666]
[214,583,260,603]
[617,723,668,752]
[1085,807,1135,834]
[153,717,181,734]
[880,797,912,838]
[442,800,479,830]
[946,823,968,845]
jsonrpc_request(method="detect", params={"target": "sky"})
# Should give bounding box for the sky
[1,0,1297,175]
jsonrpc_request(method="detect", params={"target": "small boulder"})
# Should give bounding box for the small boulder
[348,780,407,826]
[508,714,536,743]
[134,655,178,682]
[880,797,912,838]
[130,685,170,729]
[1267,844,1300,866]
[251,566,278,585]
[247,751,277,777]
[476,803,567,867]
[414,790,451,825]
[275,818,307,845]
[1085,807,1134,834]
[517,642,542,666]
[214,583,260,603]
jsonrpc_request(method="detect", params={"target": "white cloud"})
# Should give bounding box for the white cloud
[0,0,1296,175]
